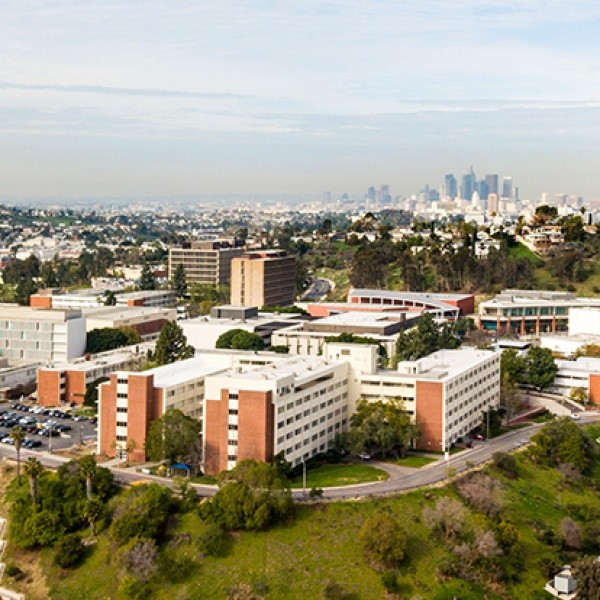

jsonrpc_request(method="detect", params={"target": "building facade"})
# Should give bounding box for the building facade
[0,307,86,363]
[230,250,296,308]
[168,240,243,286]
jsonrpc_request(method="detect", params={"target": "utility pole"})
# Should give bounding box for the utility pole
[303,460,307,497]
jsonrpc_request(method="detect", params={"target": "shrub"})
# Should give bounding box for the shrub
[491,452,519,479]
[323,580,353,600]
[560,517,582,549]
[540,555,563,579]
[309,487,324,499]
[160,552,196,582]
[4,564,24,580]
[110,484,173,545]
[117,574,147,600]
[54,533,84,568]
[558,462,582,484]
[117,537,159,583]
[422,497,468,541]
[197,522,230,557]
[359,512,407,568]
[456,473,504,518]
[381,571,398,593]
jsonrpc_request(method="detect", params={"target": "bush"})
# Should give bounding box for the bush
[359,513,407,568]
[309,487,324,499]
[539,555,563,579]
[54,533,85,568]
[117,574,147,600]
[117,537,159,582]
[197,522,230,557]
[491,452,519,479]
[456,472,504,518]
[560,517,582,549]
[422,497,468,541]
[4,564,24,580]
[381,571,398,593]
[110,484,173,545]
[160,552,196,582]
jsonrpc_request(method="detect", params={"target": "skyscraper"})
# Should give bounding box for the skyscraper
[485,174,499,196]
[444,174,457,199]
[502,177,513,199]
[461,167,476,201]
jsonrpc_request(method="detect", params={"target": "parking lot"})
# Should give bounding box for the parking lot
[0,401,97,453]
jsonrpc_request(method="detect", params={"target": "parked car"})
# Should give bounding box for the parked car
[73,415,88,422]
[473,434,486,441]
[358,452,371,461]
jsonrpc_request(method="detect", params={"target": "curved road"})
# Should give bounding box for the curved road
[1,414,597,501]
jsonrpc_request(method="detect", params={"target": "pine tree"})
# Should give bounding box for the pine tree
[154,321,195,365]
[172,264,187,298]
[139,263,156,291]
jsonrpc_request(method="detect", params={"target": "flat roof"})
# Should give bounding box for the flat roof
[144,355,228,387]
[219,355,340,383]
[349,289,473,301]
[396,348,499,381]
[83,306,174,319]
[0,306,83,321]
[315,311,408,326]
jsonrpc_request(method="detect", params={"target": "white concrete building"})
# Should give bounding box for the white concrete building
[0,307,86,363]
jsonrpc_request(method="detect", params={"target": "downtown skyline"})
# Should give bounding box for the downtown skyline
[1,1,599,200]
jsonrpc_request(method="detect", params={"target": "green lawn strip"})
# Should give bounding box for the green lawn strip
[386,455,438,468]
[507,242,545,267]
[191,475,218,485]
[289,462,388,488]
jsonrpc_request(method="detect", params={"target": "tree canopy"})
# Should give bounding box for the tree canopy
[215,328,265,351]
[530,417,594,473]
[395,313,461,362]
[201,459,293,531]
[524,346,557,391]
[171,264,187,298]
[139,263,157,291]
[86,327,142,354]
[154,321,195,365]
[145,409,202,465]
[347,399,419,458]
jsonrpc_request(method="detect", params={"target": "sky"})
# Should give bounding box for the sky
[1,1,600,201]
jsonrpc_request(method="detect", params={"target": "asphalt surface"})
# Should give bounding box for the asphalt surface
[0,413,597,501]
[301,277,331,301]
[0,401,97,452]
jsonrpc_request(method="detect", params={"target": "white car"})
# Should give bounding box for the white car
[358,452,371,461]
[570,413,581,420]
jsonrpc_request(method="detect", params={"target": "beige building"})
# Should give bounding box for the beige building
[230,250,296,308]
[168,240,243,286]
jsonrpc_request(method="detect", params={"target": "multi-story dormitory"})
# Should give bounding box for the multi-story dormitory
[97,344,500,474]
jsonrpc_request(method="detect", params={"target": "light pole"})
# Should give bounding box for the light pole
[79,425,83,446]
[302,459,307,497]
[48,425,54,453]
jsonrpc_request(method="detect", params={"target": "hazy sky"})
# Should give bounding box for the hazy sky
[1,1,599,200]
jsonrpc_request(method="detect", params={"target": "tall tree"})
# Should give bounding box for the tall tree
[145,409,202,465]
[524,346,557,391]
[82,498,103,537]
[23,457,44,505]
[103,290,117,306]
[139,263,157,291]
[11,426,25,486]
[348,399,419,458]
[215,329,265,351]
[154,322,195,365]
[79,455,97,500]
[15,279,38,305]
[171,264,187,298]
[395,313,460,362]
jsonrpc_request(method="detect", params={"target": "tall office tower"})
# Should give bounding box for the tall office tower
[461,167,476,201]
[444,174,457,199]
[168,240,243,286]
[367,186,376,202]
[485,174,499,196]
[514,187,519,202]
[230,250,297,308]
[502,177,513,199]
[488,194,499,214]
[555,193,568,207]
[478,180,489,200]
[380,184,391,204]
[323,191,331,204]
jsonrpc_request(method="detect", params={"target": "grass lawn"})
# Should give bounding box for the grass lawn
[289,462,388,488]
[191,474,218,485]
[387,455,438,468]
[508,242,545,267]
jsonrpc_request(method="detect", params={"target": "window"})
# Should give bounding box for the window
[116,421,127,427]
[228,424,238,431]
[117,393,127,399]
[116,407,127,413]
[117,378,127,385]
[228,454,237,461]
[229,409,238,416]
[116,435,127,441]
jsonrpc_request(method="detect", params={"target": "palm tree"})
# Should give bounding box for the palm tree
[23,457,46,504]
[82,498,103,537]
[22,457,44,505]
[11,426,25,486]
[79,455,97,500]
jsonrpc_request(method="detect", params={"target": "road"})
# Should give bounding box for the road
[1,414,597,501]
[301,277,331,301]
